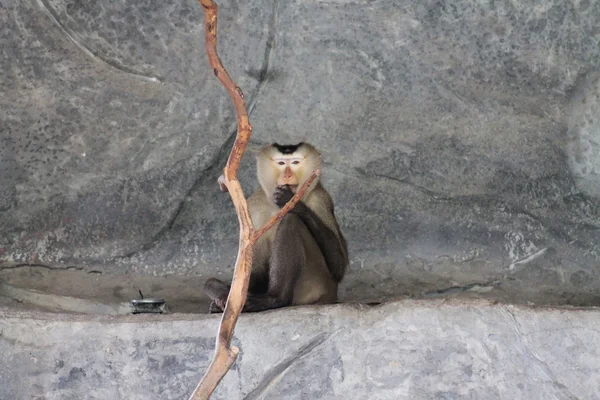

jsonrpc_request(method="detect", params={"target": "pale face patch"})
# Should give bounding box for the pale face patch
[273,154,306,190]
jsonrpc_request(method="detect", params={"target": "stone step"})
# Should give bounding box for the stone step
[1,299,598,399]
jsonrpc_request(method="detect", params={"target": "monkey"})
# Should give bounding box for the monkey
[204,142,348,313]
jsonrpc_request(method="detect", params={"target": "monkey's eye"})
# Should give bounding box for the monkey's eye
[292,160,300,165]
[277,161,285,166]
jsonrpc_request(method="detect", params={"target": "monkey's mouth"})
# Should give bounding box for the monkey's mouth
[288,185,298,193]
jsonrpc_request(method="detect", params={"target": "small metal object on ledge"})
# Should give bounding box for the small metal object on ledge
[130,298,168,314]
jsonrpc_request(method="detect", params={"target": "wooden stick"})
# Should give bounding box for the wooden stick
[188,1,317,399]
[198,0,251,180]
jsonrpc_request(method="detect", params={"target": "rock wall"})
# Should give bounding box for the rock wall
[1,0,600,305]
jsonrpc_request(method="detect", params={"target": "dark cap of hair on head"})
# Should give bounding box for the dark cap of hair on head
[272,143,304,154]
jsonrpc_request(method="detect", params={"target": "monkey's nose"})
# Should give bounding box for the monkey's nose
[278,167,298,186]
[278,176,298,186]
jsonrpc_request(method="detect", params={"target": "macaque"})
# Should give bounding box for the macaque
[205,142,348,312]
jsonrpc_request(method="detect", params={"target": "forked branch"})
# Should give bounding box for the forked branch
[188,1,319,399]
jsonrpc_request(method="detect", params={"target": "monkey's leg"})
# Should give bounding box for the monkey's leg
[243,214,304,312]
[204,272,268,313]
[204,278,230,299]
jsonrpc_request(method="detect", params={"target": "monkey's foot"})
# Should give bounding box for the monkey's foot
[208,298,226,314]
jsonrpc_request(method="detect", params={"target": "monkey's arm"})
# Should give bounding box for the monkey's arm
[274,186,348,282]
[293,204,348,281]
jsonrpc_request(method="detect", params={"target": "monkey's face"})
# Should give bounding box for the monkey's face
[272,154,303,192]
[257,143,321,201]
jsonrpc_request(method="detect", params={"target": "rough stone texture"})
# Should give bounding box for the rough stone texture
[1,0,600,307]
[1,300,600,399]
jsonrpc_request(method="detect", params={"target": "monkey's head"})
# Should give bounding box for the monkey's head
[257,142,321,201]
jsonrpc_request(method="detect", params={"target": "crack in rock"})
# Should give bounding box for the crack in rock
[0,263,83,272]
[422,281,500,297]
[36,0,162,83]
[502,306,580,400]
[509,247,549,271]
[112,125,240,260]
[243,331,336,400]
[246,0,280,116]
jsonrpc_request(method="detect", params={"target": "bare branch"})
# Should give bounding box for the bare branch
[189,1,254,399]
[253,169,320,243]
[189,1,317,399]
[189,344,238,399]
[198,0,251,180]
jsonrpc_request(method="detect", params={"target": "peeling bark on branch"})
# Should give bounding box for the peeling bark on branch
[188,1,320,399]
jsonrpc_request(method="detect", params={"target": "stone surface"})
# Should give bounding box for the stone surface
[1,0,600,306]
[1,300,600,399]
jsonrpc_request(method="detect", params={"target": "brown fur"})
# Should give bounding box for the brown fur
[205,143,348,312]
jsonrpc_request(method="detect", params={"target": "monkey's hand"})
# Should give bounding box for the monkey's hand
[217,174,228,192]
[273,185,295,208]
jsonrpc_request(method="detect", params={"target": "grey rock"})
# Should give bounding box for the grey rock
[2,300,600,399]
[1,0,600,308]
